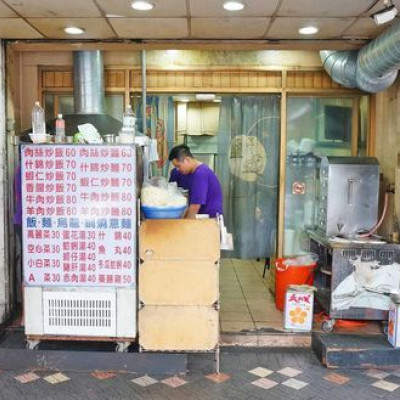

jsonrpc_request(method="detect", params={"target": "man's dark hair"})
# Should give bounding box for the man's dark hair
[168,144,194,161]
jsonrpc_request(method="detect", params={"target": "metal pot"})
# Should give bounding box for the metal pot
[103,134,116,143]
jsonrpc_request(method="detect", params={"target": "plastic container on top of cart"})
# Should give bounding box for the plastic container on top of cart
[141,204,186,219]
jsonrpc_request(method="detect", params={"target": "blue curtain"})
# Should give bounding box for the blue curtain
[137,96,175,177]
[216,96,280,259]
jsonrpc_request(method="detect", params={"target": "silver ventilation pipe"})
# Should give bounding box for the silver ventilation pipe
[321,19,400,93]
[73,50,105,114]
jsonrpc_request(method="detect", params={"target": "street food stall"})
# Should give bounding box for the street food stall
[21,141,221,368]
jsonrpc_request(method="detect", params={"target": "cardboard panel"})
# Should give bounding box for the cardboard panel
[139,306,218,351]
[139,260,218,305]
[139,219,220,261]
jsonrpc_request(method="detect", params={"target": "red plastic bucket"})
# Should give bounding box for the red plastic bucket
[275,257,316,311]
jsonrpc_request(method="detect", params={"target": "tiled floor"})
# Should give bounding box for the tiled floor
[6,349,400,399]
[220,258,284,332]
[219,258,383,336]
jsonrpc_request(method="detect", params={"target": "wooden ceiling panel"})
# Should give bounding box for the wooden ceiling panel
[190,0,279,17]
[191,18,269,39]
[27,18,116,39]
[95,0,187,17]
[0,18,43,38]
[3,0,101,17]
[109,18,188,39]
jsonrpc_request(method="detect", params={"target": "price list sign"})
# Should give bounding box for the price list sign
[21,144,137,287]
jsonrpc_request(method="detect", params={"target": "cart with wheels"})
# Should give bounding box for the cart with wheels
[309,230,400,333]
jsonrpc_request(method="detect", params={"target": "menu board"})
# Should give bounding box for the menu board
[21,144,137,287]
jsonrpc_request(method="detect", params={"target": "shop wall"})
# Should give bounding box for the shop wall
[13,51,70,133]
[375,79,400,235]
[13,49,323,132]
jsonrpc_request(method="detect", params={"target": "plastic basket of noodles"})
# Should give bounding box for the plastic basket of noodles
[141,204,187,219]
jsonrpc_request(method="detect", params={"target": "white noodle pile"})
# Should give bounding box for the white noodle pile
[141,185,187,207]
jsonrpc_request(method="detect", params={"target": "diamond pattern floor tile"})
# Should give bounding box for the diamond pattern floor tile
[14,372,40,384]
[278,367,302,377]
[248,367,274,377]
[372,380,400,392]
[43,372,70,384]
[323,372,350,385]
[131,375,158,387]
[365,369,391,379]
[251,377,278,390]
[206,372,231,383]
[91,371,116,380]
[282,378,309,390]
[161,376,187,388]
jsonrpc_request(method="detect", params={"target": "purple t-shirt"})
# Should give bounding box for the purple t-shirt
[169,164,223,217]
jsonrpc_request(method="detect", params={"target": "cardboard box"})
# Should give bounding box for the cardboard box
[284,285,314,331]
[388,300,400,348]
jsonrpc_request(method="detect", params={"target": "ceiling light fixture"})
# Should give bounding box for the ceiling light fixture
[64,27,85,35]
[131,1,154,11]
[223,1,245,12]
[298,26,319,35]
[371,4,398,25]
[195,93,216,101]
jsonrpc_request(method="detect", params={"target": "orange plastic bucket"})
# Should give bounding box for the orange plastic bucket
[275,257,316,311]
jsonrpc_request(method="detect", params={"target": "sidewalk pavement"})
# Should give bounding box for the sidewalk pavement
[1,347,400,400]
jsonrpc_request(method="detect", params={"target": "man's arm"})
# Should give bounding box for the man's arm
[185,204,201,219]
[186,167,207,219]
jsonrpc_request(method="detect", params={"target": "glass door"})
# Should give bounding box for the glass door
[283,96,368,256]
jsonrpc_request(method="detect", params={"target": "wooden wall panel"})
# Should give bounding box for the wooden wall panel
[105,70,125,88]
[42,71,72,89]
[287,71,342,89]
[40,67,355,94]
[176,72,185,87]
[166,72,176,87]
[128,70,282,91]
[130,70,141,88]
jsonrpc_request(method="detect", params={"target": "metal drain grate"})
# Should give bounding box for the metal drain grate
[43,291,116,336]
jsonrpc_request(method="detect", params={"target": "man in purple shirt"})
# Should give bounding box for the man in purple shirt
[169,145,223,219]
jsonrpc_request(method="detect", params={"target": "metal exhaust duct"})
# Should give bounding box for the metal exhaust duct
[321,19,400,93]
[73,50,105,114]
[57,50,122,136]
[21,50,123,139]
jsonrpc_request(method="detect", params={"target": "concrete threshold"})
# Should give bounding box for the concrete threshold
[0,328,187,374]
[220,329,311,348]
